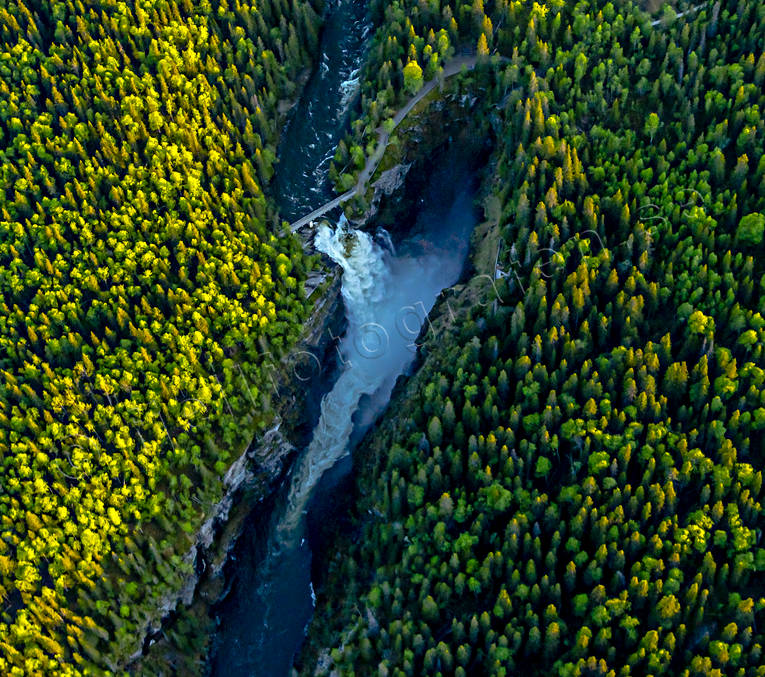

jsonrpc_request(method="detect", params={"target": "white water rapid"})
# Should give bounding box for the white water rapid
[276,219,391,541]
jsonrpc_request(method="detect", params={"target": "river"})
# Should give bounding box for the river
[273,0,372,225]
[207,1,479,674]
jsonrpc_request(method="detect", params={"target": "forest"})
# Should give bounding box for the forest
[1,0,764,673]
[0,0,322,673]
[299,0,765,675]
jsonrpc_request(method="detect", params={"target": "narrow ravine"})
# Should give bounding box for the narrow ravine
[210,155,479,675]
[208,0,479,673]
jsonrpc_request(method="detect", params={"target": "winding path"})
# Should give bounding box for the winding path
[650,3,705,26]
[289,54,484,232]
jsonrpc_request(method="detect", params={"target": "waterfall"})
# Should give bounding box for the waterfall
[214,153,477,675]
[276,218,390,543]
[314,217,389,326]
[275,209,471,545]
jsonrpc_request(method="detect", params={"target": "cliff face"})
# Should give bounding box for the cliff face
[129,269,346,673]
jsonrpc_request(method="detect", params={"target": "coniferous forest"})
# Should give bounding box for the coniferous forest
[1,0,764,674]
[0,0,321,672]
[302,0,765,675]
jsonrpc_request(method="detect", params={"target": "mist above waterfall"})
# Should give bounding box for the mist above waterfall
[281,202,470,536]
